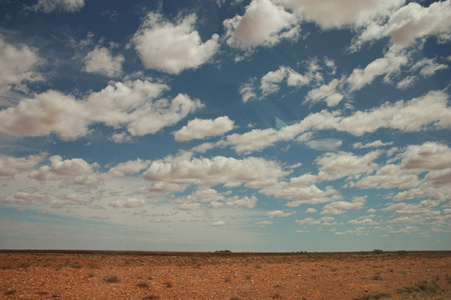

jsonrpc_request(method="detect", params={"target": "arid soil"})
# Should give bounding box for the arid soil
[1,250,450,299]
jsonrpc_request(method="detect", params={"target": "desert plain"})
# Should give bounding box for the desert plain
[1,250,450,299]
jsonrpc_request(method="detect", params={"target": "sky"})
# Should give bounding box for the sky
[0,0,450,252]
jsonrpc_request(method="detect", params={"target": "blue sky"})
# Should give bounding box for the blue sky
[0,0,450,252]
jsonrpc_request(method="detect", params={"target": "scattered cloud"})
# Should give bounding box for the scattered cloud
[173,117,235,141]
[28,0,84,13]
[83,46,124,77]
[133,13,219,74]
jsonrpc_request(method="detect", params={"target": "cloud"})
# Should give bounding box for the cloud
[412,58,448,77]
[0,80,203,140]
[347,218,380,226]
[265,210,296,218]
[142,152,290,189]
[353,140,394,149]
[280,0,404,29]
[321,197,366,215]
[240,66,310,102]
[109,198,146,208]
[256,220,273,225]
[173,116,235,141]
[0,37,43,93]
[133,13,219,74]
[0,153,47,180]
[28,155,98,181]
[223,0,299,49]
[357,1,451,47]
[29,0,84,13]
[295,217,320,226]
[108,158,151,178]
[399,142,451,171]
[260,183,341,207]
[355,164,422,190]
[315,150,380,175]
[305,139,342,151]
[213,90,451,154]
[347,49,408,91]
[212,220,226,226]
[83,46,124,77]
[305,78,344,107]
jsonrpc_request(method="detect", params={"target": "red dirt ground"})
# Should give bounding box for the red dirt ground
[1,250,450,299]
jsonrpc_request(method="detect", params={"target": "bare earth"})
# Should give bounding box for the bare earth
[1,251,450,299]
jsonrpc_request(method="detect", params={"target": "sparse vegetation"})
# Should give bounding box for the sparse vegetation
[104,275,121,283]
[353,289,390,300]
[4,288,16,295]
[142,295,160,300]
[397,277,441,295]
[137,282,149,288]
[372,249,384,254]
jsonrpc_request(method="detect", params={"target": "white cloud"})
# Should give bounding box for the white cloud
[265,210,296,218]
[142,152,290,189]
[0,80,203,140]
[212,220,226,226]
[83,46,124,77]
[396,76,416,90]
[280,0,404,29]
[108,158,151,178]
[357,1,451,47]
[305,208,317,213]
[0,153,47,180]
[321,197,366,215]
[347,218,380,226]
[412,58,448,77]
[295,217,320,226]
[305,139,342,151]
[109,198,146,208]
[334,227,367,235]
[138,182,187,198]
[355,164,422,190]
[260,183,341,207]
[29,0,84,13]
[28,155,98,181]
[214,90,451,155]
[305,78,344,106]
[353,140,394,149]
[256,220,273,225]
[173,117,235,141]
[399,142,451,171]
[133,13,219,74]
[0,37,43,93]
[347,49,408,91]
[223,0,299,49]
[316,150,380,175]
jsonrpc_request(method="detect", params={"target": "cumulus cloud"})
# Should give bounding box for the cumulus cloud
[29,0,84,13]
[321,197,366,215]
[109,198,146,208]
[399,142,451,171]
[28,155,98,181]
[265,210,296,218]
[0,153,47,180]
[83,46,124,77]
[305,139,342,151]
[223,0,299,49]
[305,78,344,107]
[280,0,404,29]
[108,158,151,178]
[355,164,422,190]
[356,1,451,47]
[215,90,451,154]
[0,80,203,140]
[173,116,235,141]
[0,37,43,93]
[347,49,408,91]
[133,13,219,74]
[295,217,320,226]
[142,152,290,189]
[315,150,381,176]
[353,140,394,149]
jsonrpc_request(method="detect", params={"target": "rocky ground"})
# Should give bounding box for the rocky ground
[1,250,450,299]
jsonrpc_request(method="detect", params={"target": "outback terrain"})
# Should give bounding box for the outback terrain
[1,250,450,299]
